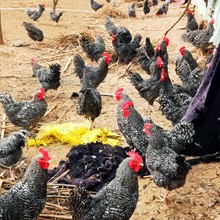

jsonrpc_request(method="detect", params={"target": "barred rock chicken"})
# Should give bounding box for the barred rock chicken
[23,22,44,42]
[50,10,64,24]
[129,56,164,109]
[79,34,105,62]
[185,8,198,32]
[74,53,110,88]
[33,62,61,92]
[175,46,199,77]
[112,33,142,77]
[90,0,104,11]
[143,0,150,14]
[0,148,50,219]
[76,70,102,130]
[30,58,45,77]
[69,149,143,220]
[144,123,191,203]
[175,46,202,96]
[128,3,137,18]
[143,118,195,153]
[115,88,149,154]
[0,130,30,180]
[27,4,45,21]
[158,69,192,125]
[155,37,169,64]
[182,19,215,58]
[0,88,47,130]
[156,3,169,16]
[104,17,132,44]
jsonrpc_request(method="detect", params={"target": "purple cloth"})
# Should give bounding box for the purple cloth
[180,43,220,156]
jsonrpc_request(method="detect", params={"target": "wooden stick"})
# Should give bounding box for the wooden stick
[39,214,72,219]
[51,169,70,184]
[43,104,57,119]
[1,113,6,139]
[63,57,72,74]
[163,0,191,37]
[100,93,114,97]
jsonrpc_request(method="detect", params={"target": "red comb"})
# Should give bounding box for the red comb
[160,68,167,82]
[143,123,152,136]
[41,4,45,8]
[156,43,161,51]
[115,88,123,95]
[187,8,192,14]
[40,87,45,96]
[157,56,163,67]
[163,37,170,46]
[210,18,214,25]
[111,34,116,42]
[39,147,50,160]
[179,46,186,55]
[127,149,142,161]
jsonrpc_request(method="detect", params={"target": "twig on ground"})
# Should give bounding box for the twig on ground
[63,57,72,74]
[43,105,57,119]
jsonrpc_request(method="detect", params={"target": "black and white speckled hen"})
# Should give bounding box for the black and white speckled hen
[0,147,50,219]
[104,17,132,44]
[23,22,44,42]
[50,10,64,24]
[33,63,61,92]
[69,149,143,220]
[0,88,47,130]
[143,118,195,153]
[129,56,164,108]
[0,130,30,180]
[128,3,137,18]
[79,34,105,62]
[76,70,102,130]
[158,69,192,125]
[185,8,198,32]
[27,4,45,21]
[156,3,169,16]
[115,88,149,154]
[74,52,110,88]
[182,19,215,58]
[90,0,104,11]
[144,123,191,203]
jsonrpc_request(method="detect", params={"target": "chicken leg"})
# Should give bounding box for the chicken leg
[158,188,170,204]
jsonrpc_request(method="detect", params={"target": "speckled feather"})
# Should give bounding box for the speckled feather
[76,72,102,122]
[80,35,105,62]
[23,22,44,42]
[69,157,139,220]
[0,91,47,129]
[27,4,45,21]
[145,125,191,191]
[116,92,148,154]
[0,130,29,167]
[0,153,48,219]
[74,54,109,88]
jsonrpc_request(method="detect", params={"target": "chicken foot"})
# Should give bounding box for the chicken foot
[0,165,17,181]
[158,188,170,204]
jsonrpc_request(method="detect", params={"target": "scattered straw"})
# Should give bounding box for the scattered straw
[46,32,94,50]
[99,5,128,18]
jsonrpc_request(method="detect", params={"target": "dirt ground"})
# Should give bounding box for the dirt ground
[0,0,220,219]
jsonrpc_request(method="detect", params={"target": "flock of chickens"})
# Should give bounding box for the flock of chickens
[0,0,219,219]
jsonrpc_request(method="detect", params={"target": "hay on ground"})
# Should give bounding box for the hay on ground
[46,32,94,50]
[99,5,128,18]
